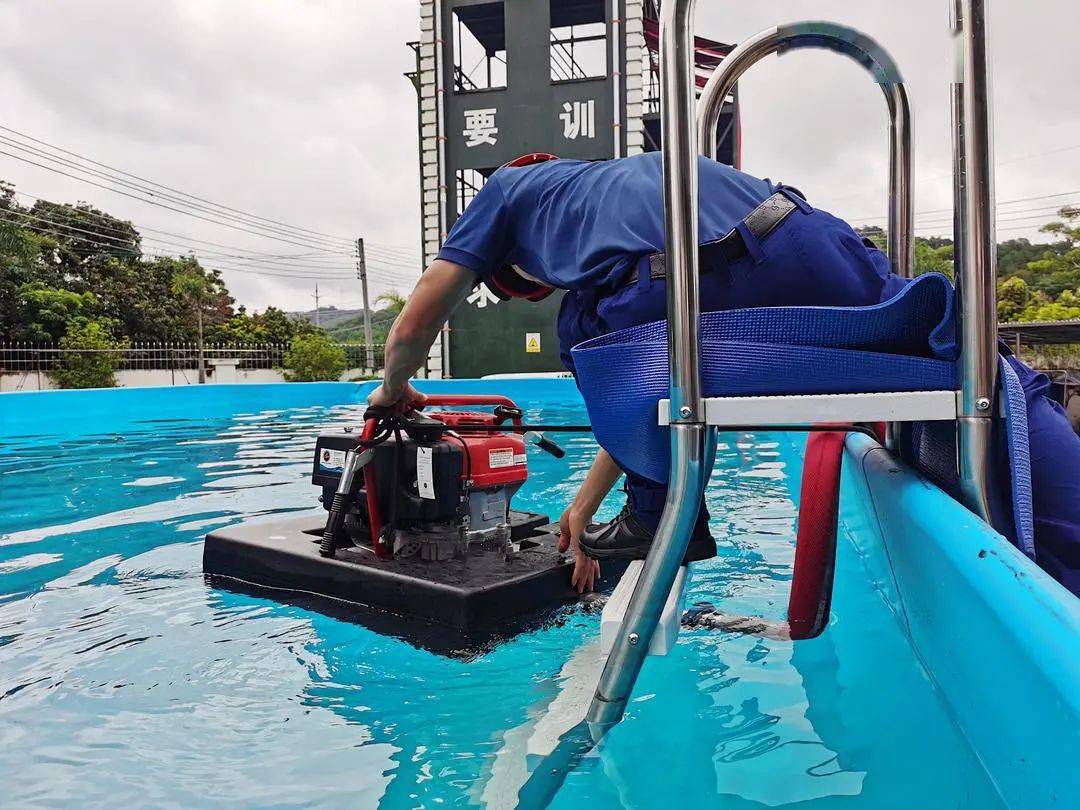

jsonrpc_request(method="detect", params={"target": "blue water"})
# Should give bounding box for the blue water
[0,383,1005,808]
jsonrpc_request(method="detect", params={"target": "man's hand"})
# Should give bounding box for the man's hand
[559,505,600,593]
[368,381,427,413]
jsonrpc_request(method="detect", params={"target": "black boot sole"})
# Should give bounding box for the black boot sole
[580,537,717,564]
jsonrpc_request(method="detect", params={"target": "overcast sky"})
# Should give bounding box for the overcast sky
[1,0,1077,314]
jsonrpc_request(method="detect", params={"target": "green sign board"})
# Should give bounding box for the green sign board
[448,291,566,377]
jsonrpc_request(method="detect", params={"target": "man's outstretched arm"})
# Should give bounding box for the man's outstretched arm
[369,259,478,409]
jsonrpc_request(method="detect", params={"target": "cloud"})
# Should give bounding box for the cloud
[1,0,1077,311]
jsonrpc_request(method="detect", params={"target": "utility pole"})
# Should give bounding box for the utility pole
[313,283,321,328]
[357,238,375,372]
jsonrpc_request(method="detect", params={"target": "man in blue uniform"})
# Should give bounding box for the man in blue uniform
[370,153,1080,596]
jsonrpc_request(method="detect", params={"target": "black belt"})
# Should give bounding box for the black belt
[621,190,801,289]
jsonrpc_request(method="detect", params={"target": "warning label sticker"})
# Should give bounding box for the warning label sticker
[488,448,515,468]
[513,453,527,465]
[416,446,436,499]
[319,448,346,472]
[525,332,541,353]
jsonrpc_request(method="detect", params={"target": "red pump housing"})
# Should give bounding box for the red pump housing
[361,394,529,558]
[421,395,527,488]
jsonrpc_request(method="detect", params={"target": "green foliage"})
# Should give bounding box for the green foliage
[283,333,347,382]
[374,289,407,316]
[325,308,396,343]
[1,186,234,344]
[994,208,1080,324]
[17,283,98,342]
[914,240,954,280]
[996,237,1067,282]
[209,305,315,343]
[49,319,126,389]
[997,276,1030,322]
[1,216,60,341]
[855,225,887,251]
[172,266,211,307]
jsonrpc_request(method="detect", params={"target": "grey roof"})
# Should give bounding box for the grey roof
[998,320,1080,345]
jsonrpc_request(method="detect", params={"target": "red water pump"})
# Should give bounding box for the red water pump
[314,395,563,562]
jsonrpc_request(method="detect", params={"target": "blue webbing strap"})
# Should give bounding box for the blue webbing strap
[570,272,1035,556]
[999,356,1036,558]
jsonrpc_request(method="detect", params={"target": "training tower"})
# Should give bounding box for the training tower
[409,0,738,377]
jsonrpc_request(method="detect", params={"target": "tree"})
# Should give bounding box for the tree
[855,225,887,251]
[997,276,1031,322]
[50,319,126,389]
[283,333,347,382]
[1025,207,1080,297]
[172,268,213,383]
[374,289,407,317]
[914,240,954,280]
[17,283,98,342]
[1018,289,1080,323]
[209,305,314,344]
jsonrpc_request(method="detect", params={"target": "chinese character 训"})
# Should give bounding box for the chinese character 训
[467,284,501,309]
[463,108,498,147]
[559,99,595,140]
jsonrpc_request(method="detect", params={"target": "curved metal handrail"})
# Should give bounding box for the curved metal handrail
[697,22,913,278]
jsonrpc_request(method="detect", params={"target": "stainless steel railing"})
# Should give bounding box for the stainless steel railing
[954,0,999,523]
[585,0,707,742]
[696,22,913,279]
[585,0,998,743]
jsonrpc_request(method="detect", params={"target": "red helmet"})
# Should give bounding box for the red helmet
[500,152,559,170]
[485,153,559,303]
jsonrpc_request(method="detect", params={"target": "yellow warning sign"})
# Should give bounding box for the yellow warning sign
[525,332,541,353]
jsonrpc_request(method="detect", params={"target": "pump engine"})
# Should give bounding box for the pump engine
[312,396,552,561]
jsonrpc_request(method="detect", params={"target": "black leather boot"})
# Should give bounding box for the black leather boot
[579,505,716,563]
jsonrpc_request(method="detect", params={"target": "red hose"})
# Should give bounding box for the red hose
[786,429,846,640]
[361,417,391,559]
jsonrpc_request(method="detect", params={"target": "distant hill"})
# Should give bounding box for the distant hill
[290,306,397,342]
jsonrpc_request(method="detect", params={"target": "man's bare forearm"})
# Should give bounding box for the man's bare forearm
[382,315,439,396]
[378,260,479,397]
[570,448,623,517]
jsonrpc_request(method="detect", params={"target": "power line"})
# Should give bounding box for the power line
[2,147,423,270]
[0,124,358,246]
[7,187,351,256]
[2,208,412,283]
[846,188,1080,224]
[9,187,426,266]
[828,142,1080,204]
[0,145,359,252]
[0,129,425,263]
[4,203,405,277]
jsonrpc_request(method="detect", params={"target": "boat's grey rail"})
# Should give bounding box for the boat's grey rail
[585,0,1002,742]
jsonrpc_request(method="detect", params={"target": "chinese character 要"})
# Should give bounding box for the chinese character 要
[463,108,499,147]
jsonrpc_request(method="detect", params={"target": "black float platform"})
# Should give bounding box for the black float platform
[203,511,617,641]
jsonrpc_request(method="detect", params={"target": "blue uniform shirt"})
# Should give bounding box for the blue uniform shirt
[437,153,775,290]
